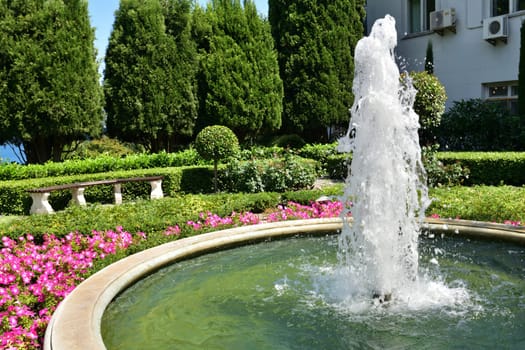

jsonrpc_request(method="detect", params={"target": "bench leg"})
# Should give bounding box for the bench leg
[149,180,163,200]
[29,193,54,214]
[114,183,122,205]
[71,187,87,206]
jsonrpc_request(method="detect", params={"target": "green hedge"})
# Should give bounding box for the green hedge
[438,152,525,186]
[428,185,525,222]
[326,152,525,187]
[0,144,335,181]
[0,150,207,180]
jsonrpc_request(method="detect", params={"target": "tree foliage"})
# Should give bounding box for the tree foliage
[0,0,103,164]
[104,0,197,153]
[269,0,366,142]
[437,99,524,151]
[425,40,434,74]
[195,0,283,142]
[518,20,525,118]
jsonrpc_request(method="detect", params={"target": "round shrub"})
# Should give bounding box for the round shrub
[195,125,239,192]
[408,71,447,146]
[194,125,240,163]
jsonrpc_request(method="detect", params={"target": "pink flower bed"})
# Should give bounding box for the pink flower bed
[0,227,145,349]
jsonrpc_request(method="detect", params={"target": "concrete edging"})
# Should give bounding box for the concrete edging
[44,217,525,350]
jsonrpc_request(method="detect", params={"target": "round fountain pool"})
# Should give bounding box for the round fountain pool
[101,231,525,350]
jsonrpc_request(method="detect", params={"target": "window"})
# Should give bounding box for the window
[408,0,435,33]
[485,82,518,115]
[491,0,525,15]
[492,0,509,15]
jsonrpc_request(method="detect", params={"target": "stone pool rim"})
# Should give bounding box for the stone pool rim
[43,217,525,350]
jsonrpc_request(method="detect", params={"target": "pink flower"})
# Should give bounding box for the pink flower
[164,226,181,236]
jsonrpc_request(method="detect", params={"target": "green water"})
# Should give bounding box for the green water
[102,235,525,349]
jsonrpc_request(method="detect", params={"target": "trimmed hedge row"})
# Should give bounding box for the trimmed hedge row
[326,152,525,186]
[438,152,525,186]
[0,150,207,180]
[428,185,525,223]
[0,144,339,181]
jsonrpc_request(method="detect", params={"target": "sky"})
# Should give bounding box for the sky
[87,0,269,70]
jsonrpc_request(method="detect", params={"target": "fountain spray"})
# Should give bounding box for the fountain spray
[338,15,429,302]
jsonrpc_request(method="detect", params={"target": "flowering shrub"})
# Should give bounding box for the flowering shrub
[266,201,344,222]
[187,211,261,230]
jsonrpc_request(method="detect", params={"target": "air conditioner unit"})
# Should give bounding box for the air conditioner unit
[483,15,508,44]
[430,8,456,33]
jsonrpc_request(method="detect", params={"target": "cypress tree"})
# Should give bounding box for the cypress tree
[269,0,365,142]
[104,0,197,152]
[0,0,103,163]
[425,40,434,74]
[195,0,283,142]
[518,20,525,118]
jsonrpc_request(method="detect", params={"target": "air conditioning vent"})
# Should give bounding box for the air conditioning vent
[483,15,508,44]
[430,8,456,34]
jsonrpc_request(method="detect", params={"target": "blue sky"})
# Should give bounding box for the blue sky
[87,0,269,68]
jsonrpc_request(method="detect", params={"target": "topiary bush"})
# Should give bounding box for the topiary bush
[408,71,447,146]
[194,125,240,192]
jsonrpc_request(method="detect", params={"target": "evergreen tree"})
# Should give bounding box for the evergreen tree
[195,0,283,142]
[518,20,525,117]
[269,0,365,142]
[104,0,197,152]
[0,0,103,163]
[425,40,434,74]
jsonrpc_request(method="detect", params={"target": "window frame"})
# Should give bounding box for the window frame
[484,82,518,115]
[407,0,435,34]
[491,0,525,15]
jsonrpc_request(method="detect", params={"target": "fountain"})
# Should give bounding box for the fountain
[44,15,525,350]
[336,14,428,303]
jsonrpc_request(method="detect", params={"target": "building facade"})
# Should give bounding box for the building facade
[365,0,525,112]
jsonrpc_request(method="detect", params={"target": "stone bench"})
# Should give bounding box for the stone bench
[27,176,164,214]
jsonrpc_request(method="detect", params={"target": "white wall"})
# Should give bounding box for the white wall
[366,0,524,108]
